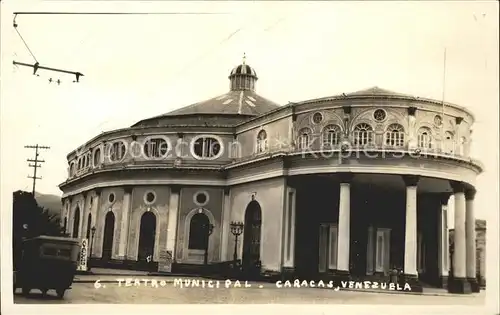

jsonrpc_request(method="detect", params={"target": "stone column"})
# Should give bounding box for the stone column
[465,188,479,292]
[118,186,133,260]
[479,245,486,287]
[449,181,471,294]
[220,188,231,261]
[90,189,101,259]
[166,185,181,269]
[437,193,451,289]
[283,186,297,276]
[80,192,89,240]
[336,173,353,280]
[403,175,422,292]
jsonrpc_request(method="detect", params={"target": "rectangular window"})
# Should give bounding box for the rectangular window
[354,131,373,146]
[318,224,329,273]
[375,228,391,274]
[328,224,338,270]
[286,191,294,262]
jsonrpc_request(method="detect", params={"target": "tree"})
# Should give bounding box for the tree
[12,190,66,270]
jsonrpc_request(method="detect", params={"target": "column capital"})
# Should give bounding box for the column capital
[449,181,466,193]
[123,185,134,194]
[170,185,181,195]
[338,172,354,184]
[83,191,88,199]
[68,195,74,203]
[95,187,102,196]
[465,188,476,201]
[223,187,230,196]
[403,175,420,187]
[439,192,452,206]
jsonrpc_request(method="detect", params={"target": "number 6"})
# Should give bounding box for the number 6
[94,280,101,289]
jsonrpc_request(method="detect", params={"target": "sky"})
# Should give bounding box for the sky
[1,1,498,225]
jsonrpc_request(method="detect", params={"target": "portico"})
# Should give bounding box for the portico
[286,172,478,293]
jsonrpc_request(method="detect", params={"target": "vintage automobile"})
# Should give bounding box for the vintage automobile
[13,235,81,298]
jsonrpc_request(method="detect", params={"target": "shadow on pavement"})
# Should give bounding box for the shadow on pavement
[13,290,63,301]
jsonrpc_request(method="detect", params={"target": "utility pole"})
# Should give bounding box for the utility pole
[25,144,50,196]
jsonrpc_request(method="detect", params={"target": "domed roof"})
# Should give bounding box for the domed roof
[164,89,280,116]
[135,55,280,125]
[229,63,257,78]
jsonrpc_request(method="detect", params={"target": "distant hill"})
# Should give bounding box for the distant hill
[34,192,62,217]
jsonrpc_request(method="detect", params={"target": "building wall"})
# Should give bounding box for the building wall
[127,186,170,261]
[449,220,486,284]
[93,187,124,259]
[175,187,223,264]
[228,177,286,273]
[235,116,292,157]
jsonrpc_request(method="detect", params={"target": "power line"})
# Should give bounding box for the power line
[13,14,39,64]
[25,144,50,196]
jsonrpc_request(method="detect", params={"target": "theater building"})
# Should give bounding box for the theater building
[59,58,483,294]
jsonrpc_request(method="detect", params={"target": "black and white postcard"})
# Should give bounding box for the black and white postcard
[1,1,498,315]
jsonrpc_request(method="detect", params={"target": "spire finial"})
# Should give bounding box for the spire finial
[242,52,246,65]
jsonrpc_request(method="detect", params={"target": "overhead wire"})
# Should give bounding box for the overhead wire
[11,10,288,128]
[13,15,39,64]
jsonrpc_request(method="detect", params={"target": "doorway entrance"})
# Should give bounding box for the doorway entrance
[72,207,80,238]
[242,200,262,273]
[102,211,115,261]
[138,212,156,263]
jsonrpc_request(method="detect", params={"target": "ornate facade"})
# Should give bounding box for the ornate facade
[59,58,483,294]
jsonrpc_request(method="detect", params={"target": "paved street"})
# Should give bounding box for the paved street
[13,278,486,304]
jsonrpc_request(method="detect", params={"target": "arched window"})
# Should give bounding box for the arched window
[417,127,433,149]
[188,213,210,250]
[144,137,169,158]
[322,124,341,148]
[228,141,242,159]
[93,148,101,167]
[353,123,373,146]
[297,128,312,150]
[256,130,268,153]
[191,136,222,159]
[443,131,454,154]
[385,124,405,147]
[109,141,126,162]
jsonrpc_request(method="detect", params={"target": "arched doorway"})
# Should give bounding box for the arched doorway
[72,207,80,238]
[242,200,262,271]
[138,212,156,262]
[102,211,115,261]
[188,213,210,251]
[86,213,92,239]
